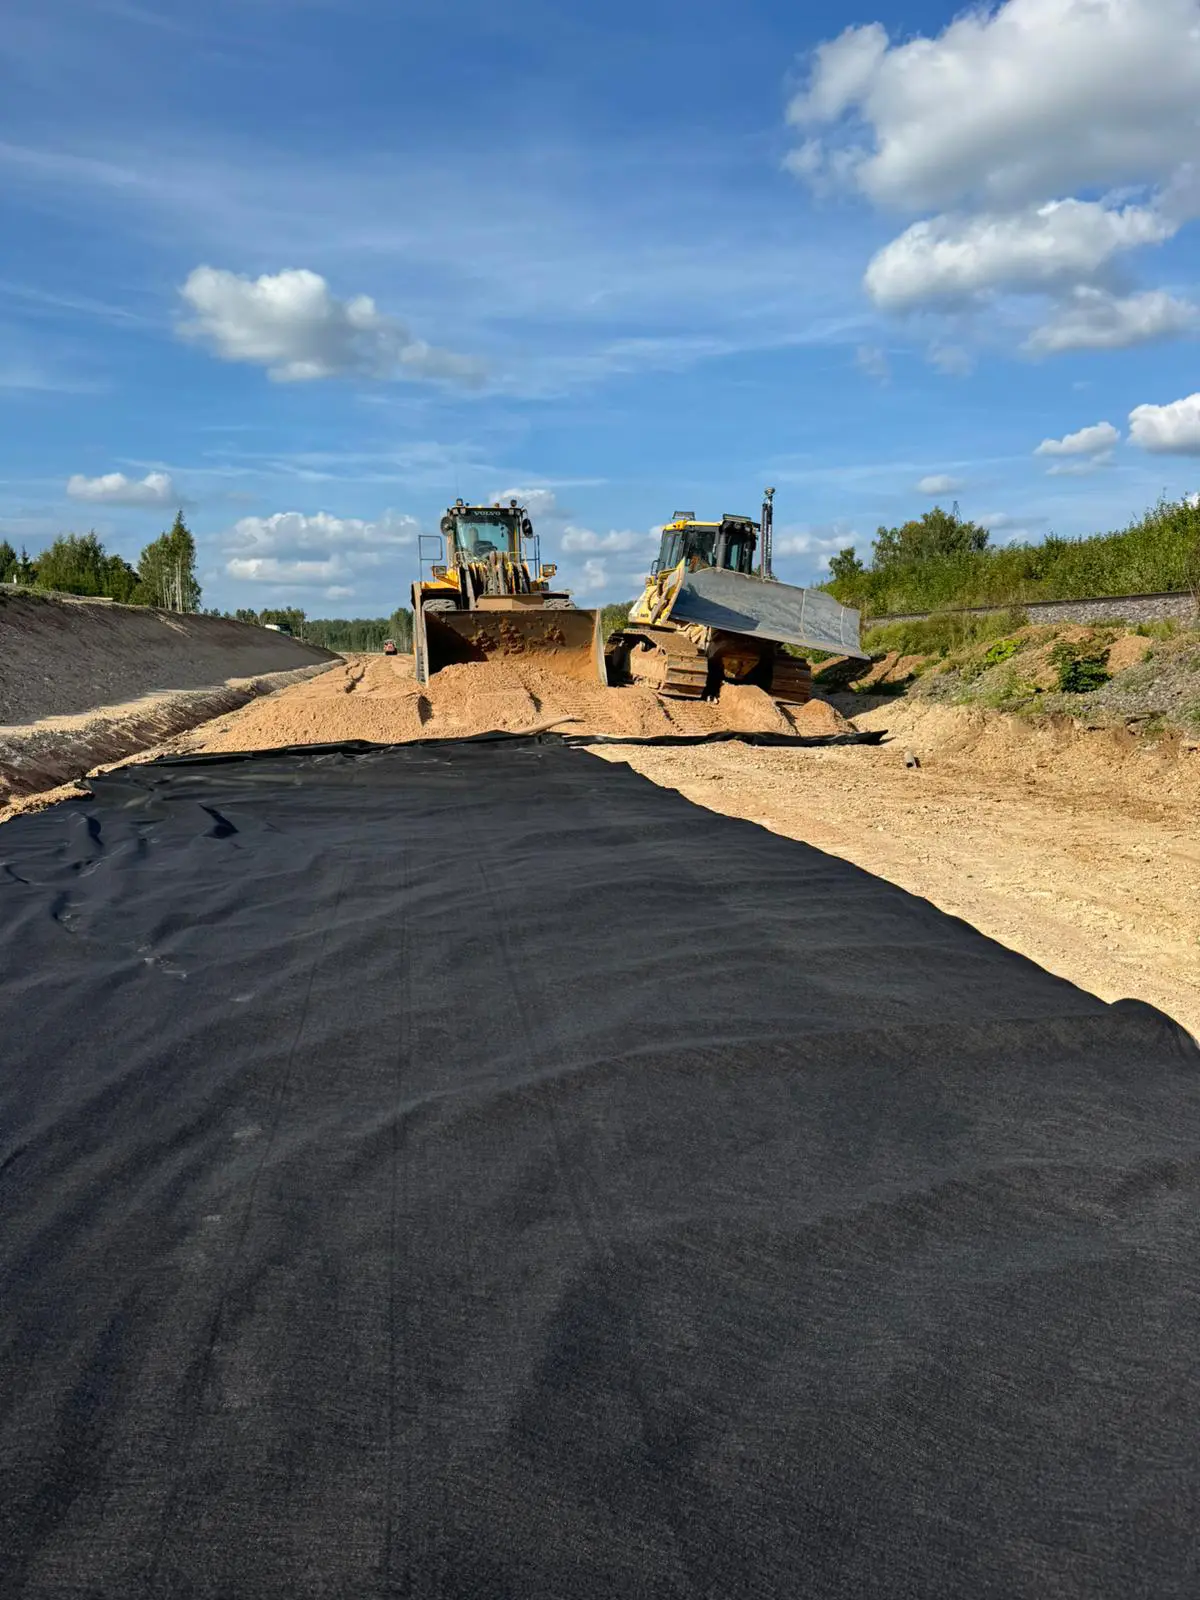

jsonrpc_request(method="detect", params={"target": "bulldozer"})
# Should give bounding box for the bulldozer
[412,499,604,685]
[605,489,867,702]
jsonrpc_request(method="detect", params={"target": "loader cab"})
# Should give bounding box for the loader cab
[655,515,758,576]
[440,500,532,564]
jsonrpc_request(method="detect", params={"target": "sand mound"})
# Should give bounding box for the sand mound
[1106,634,1151,674]
[184,655,852,757]
[717,684,795,734]
[786,697,852,735]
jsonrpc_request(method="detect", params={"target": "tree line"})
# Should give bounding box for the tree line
[823,496,1200,618]
[227,607,414,652]
[0,514,201,610]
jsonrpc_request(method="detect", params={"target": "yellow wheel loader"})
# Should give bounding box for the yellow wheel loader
[605,489,868,702]
[413,499,604,685]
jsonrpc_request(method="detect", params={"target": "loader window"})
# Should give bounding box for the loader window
[456,516,519,559]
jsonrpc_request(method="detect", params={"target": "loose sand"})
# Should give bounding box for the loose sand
[173,653,842,751]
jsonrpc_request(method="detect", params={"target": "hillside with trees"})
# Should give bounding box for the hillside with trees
[0,513,202,610]
[824,497,1200,619]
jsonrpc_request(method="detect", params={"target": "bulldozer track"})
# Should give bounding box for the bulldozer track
[609,626,708,699]
[769,655,813,705]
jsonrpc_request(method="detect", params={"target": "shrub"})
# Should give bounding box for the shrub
[1049,641,1111,693]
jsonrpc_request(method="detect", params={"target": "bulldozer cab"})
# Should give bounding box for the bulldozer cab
[656,515,758,576]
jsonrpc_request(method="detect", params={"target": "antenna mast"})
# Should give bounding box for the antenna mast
[761,487,775,579]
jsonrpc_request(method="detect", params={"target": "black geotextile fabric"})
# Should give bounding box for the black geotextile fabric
[1,740,1198,1600]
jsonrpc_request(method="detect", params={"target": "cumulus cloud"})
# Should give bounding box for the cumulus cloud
[1034,420,1119,472]
[1034,421,1121,458]
[559,526,649,554]
[773,527,857,558]
[66,469,174,505]
[180,267,482,385]
[787,1,1200,214]
[789,2,1200,357]
[1128,393,1200,453]
[917,474,963,495]
[1025,287,1199,353]
[575,558,611,595]
[224,508,419,589]
[864,200,1174,310]
[492,487,561,520]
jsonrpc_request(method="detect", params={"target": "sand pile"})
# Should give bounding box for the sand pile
[788,697,852,735]
[184,655,856,756]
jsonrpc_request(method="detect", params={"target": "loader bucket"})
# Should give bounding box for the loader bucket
[419,605,606,685]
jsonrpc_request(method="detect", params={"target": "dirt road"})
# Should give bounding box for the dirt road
[10,651,1198,1037]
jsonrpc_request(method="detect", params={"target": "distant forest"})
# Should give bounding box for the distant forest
[231,607,415,652]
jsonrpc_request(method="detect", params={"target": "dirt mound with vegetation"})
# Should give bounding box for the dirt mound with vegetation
[0,590,335,725]
[823,614,1200,740]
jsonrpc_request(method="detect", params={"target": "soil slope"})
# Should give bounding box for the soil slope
[0,590,335,724]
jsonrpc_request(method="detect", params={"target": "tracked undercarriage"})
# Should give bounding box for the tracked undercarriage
[606,622,814,704]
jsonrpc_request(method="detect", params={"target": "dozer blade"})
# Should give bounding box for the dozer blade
[421,605,606,685]
[670,566,868,659]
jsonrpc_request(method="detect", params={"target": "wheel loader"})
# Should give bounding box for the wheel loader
[412,499,604,685]
[605,489,868,702]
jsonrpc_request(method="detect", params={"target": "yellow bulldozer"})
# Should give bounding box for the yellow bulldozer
[605,489,867,702]
[413,499,605,685]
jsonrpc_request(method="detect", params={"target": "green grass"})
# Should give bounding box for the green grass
[830,495,1200,618]
[862,608,1027,658]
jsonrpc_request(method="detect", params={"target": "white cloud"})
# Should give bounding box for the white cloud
[559,526,649,554]
[492,487,560,520]
[228,509,418,558]
[790,3,1200,363]
[1128,393,1200,453]
[574,558,612,596]
[1034,421,1121,457]
[773,527,856,558]
[787,1,1200,214]
[226,555,352,587]
[179,266,482,385]
[864,200,1174,310]
[980,511,1049,540]
[916,474,963,495]
[66,469,174,505]
[1025,287,1199,353]
[224,508,419,587]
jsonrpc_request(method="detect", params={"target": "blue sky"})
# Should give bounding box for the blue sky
[4,0,1200,615]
